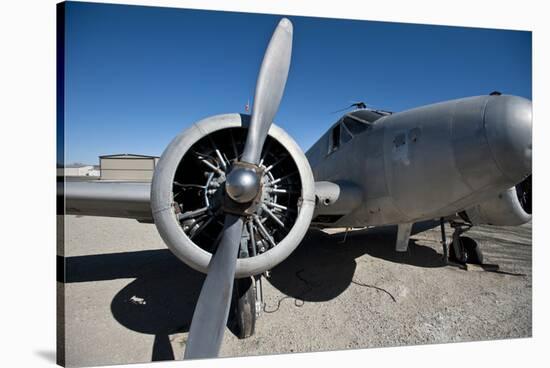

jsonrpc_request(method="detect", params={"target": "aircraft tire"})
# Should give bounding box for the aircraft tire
[231,277,256,339]
[449,236,484,265]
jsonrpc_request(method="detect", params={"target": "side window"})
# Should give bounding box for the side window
[329,124,341,153]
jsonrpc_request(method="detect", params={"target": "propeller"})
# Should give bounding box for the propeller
[184,17,294,359]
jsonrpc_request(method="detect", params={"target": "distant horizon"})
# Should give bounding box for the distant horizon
[61,2,532,164]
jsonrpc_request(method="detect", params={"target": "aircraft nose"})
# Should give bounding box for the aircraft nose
[484,95,532,183]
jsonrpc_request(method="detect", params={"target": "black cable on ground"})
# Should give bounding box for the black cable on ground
[263,269,398,313]
[351,279,397,303]
[263,269,309,313]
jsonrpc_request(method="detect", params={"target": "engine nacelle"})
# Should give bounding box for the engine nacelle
[463,175,531,226]
[151,113,315,278]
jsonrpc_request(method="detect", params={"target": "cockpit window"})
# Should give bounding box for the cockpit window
[329,124,340,153]
[328,110,387,155]
[342,116,369,135]
[341,123,353,143]
[328,121,355,154]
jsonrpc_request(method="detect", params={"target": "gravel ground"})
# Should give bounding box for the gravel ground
[60,216,531,367]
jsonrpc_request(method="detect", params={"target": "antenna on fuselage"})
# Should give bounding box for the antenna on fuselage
[330,101,368,114]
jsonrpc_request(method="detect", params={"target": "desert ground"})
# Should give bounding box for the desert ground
[59,216,531,367]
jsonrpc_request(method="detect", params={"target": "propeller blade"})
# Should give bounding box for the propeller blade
[185,17,293,359]
[241,18,293,165]
[184,214,244,359]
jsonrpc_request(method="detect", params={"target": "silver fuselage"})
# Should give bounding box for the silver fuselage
[306,95,532,227]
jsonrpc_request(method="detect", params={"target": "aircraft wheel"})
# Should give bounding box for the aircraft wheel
[449,236,484,264]
[231,277,256,339]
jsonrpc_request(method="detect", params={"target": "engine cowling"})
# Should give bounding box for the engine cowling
[463,175,531,226]
[151,113,315,278]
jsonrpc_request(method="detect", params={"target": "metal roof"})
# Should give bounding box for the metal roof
[65,163,94,168]
[99,154,159,159]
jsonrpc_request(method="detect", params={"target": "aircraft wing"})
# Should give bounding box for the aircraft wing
[60,180,153,222]
[61,179,361,225]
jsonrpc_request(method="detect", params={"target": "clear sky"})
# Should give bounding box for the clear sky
[63,1,532,164]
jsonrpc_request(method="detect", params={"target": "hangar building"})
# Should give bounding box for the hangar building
[62,164,100,177]
[99,154,159,181]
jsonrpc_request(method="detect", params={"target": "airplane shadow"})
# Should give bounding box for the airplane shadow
[65,249,205,361]
[63,220,443,361]
[267,221,445,302]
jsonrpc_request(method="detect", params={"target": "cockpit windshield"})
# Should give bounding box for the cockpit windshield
[327,109,391,155]
[349,109,390,123]
[342,116,369,135]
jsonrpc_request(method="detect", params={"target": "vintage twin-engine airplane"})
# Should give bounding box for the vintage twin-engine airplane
[62,18,532,359]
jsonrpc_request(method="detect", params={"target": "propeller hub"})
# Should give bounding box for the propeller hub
[225,167,260,203]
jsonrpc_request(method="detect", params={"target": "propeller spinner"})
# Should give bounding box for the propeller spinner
[184,17,294,359]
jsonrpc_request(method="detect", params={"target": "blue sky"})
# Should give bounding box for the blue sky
[63,2,531,164]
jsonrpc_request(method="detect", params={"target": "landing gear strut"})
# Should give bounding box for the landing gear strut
[440,218,484,265]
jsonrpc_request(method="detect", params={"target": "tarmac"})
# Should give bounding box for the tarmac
[60,216,532,367]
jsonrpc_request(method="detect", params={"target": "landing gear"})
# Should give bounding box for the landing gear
[440,218,484,265]
[230,275,264,339]
[449,236,484,264]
